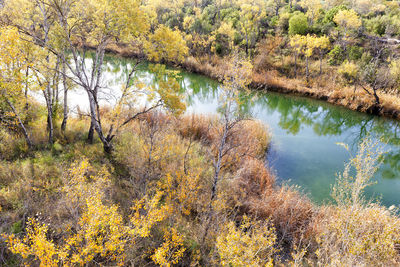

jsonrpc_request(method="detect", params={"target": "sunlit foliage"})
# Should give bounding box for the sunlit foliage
[216,216,277,267]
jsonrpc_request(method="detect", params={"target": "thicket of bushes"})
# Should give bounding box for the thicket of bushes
[1,108,399,266]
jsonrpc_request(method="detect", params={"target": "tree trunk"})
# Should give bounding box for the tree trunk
[24,67,29,111]
[202,122,228,243]
[87,120,94,144]
[87,90,113,153]
[306,56,309,83]
[6,99,33,149]
[44,79,54,145]
[47,103,54,145]
[373,88,380,106]
[61,61,68,133]
[61,89,68,133]
[294,52,297,78]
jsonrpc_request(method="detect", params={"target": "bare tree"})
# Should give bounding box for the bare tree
[358,49,391,110]
[202,56,253,243]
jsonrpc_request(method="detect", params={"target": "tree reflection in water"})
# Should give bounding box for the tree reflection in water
[95,55,400,206]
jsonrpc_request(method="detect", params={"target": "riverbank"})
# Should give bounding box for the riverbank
[102,43,400,120]
[2,108,400,266]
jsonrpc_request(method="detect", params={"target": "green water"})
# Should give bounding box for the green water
[69,55,400,207]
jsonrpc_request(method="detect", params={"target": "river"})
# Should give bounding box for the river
[59,54,400,207]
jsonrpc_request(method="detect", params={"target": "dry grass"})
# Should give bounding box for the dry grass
[251,185,315,247]
[2,101,400,266]
[178,114,217,145]
[233,159,275,201]
[316,204,400,266]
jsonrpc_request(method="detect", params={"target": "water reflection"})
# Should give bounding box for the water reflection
[69,56,400,206]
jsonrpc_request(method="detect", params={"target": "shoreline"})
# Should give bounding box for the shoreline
[100,43,400,121]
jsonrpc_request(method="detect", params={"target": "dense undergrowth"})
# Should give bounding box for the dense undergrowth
[1,107,400,266]
[1,0,400,265]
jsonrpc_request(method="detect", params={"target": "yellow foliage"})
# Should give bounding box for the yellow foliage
[0,26,30,115]
[130,191,172,238]
[4,218,59,267]
[151,228,186,267]
[3,160,175,266]
[62,159,111,209]
[145,25,189,63]
[299,0,323,22]
[216,216,277,267]
[237,3,266,49]
[63,193,128,265]
[162,170,204,215]
[72,0,149,44]
[338,60,359,85]
[333,9,362,30]
[290,34,330,58]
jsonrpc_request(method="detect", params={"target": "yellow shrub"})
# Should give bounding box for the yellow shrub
[130,191,172,238]
[151,228,186,267]
[4,218,59,267]
[216,216,277,267]
[63,193,128,265]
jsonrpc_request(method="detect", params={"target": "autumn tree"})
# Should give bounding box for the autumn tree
[202,56,253,242]
[237,4,266,55]
[144,25,189,63]
[359,57,391,109]
[2,0,188,153]
[338,60,359,95]
[299,0,323,25]
[0,26,33,148]
[333,9,362,49]
[1,0,65,145]
[290,34,330,82]
[290,34,313,82]
[267,0,285,16]
[313,35,331,75]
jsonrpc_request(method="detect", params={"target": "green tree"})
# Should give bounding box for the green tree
[289,12,309,36]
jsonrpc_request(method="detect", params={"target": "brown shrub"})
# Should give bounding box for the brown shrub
[249,185,315,246]
[178,114,217,145]
[234,159,275,201]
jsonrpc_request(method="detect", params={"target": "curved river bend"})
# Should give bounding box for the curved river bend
[62,55,400,207]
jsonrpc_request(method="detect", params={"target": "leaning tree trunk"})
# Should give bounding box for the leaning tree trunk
[373,88,380,106]
[6,98,33,149]
[87,119,95,144]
